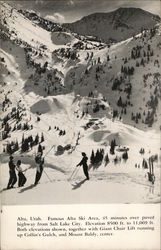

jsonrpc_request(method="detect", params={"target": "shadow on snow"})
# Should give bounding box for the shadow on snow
[71,178,87,190]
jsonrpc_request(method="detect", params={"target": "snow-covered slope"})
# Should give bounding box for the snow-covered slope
[0,2,56,51]
[0,2,160,204]
[17,9,65,32]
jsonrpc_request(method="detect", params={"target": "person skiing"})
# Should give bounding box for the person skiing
[16,160,27,187]
[34,152,44,186]
[7,156,17,189]
[147,156,155,184]
[76,152,89,180]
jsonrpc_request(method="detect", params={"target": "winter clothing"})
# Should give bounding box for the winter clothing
[18,172,26,187]
[34,154,44,185]
[77,153,89,180]
[16,160,27,187]
[7,157,17,189]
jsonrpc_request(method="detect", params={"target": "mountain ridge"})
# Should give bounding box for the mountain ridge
[63,7,160,43]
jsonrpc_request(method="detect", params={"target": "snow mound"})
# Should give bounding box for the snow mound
[105,131,138,146]
[90,129,139,146]
[105,132,122,145]
[51,32,75,45]
[30,99,51,114]
[90,130,111,142]
[30,98,63,114]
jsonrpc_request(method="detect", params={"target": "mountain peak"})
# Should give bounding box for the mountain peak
[116,6,143,11]
[114,6,160,18]
[63,7,160,43]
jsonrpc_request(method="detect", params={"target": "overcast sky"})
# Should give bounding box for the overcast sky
[6,0,161,23]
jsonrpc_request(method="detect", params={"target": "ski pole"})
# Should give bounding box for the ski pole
[68,167,78,180]
[68,166,80,181]
[68,167,78,181]
[43,169,52,182]
[72,166,80,179]
[44,145,55,158]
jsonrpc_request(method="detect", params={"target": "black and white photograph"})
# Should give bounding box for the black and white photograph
[0,0,161,205]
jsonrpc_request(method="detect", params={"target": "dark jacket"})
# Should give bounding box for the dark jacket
[9,160,16,172]
[78,156,88,167]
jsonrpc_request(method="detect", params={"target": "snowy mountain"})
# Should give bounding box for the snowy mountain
[0,2,160,204]
[63,7,160,43]
[17,9,66,33]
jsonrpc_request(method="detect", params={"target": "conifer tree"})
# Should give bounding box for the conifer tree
[35,133,39,145]
[90,150,95,164]
[104,153,109,165]
[110,140,115,154]
[38,143,43,154]
[41,132,44,142]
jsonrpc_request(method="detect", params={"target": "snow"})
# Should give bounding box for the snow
[63,7,160,44]
[51,32,78,45]
[1,109,160,204]
[0,1,78,53]
[1,155,160,205]
[30,98,64,114]
[0,2,160,205]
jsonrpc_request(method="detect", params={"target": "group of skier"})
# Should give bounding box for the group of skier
[7,152,89,189]
[7,148,156,189]
[7,156,27,189]
[7,152,45,189]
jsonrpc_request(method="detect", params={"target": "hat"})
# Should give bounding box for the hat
[17,160,21,165]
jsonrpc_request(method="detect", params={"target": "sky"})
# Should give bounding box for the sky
[5,0,161,23]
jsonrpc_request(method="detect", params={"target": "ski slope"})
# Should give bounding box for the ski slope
[0,1,69,52]
[0,2,160,205]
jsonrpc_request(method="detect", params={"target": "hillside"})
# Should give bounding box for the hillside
[0,2,160,204]
[63,7,160,43]
[17,9,66,33]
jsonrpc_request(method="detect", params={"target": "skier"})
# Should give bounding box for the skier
[148,156,155,184]
[7,156,17,189]
[34,152,44,185]
[76,152,89,180]
[16,160,27,187]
